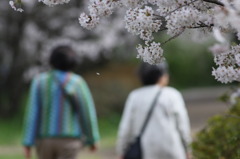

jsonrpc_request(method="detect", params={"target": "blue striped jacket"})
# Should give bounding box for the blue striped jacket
[22,70,100,146]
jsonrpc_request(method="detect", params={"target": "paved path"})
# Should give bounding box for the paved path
[183,87,230,133]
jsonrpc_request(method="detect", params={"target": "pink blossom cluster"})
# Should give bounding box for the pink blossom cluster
[79,0,217,67]
[9,1,24,12]
[41,0,240,83]
[137,42,165,65]
[79,0,120,30]
[39,0,70,6]
[211,44,240,83]
[125,6,162,41]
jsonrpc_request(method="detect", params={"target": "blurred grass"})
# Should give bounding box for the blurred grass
[0,115,24,146]
[0,115,120,145]
[0,155,25,159]
[0,112,120,159]
[98,114,120,146]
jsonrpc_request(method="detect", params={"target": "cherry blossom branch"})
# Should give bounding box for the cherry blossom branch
[188,26,210,29]
[202,0,224,6]
[161,30,184,46]
[153,0,205,33]
[188,23,214,29]
[9,0,24,12]
[159,27,167,32]
[154,0,199,18]
[166,0,199,16]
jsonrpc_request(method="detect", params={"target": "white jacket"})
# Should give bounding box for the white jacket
[117,85,191,159]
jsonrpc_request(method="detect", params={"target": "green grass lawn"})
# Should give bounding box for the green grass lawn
[0,155,25,159]
[0,117,23,146]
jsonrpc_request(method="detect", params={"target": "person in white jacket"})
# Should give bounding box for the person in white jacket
[117,63,191,159]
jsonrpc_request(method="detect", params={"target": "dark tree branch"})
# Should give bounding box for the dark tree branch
[203,0,224,6]
[188,26,209,29]
[167,0,199,16]
[154,0,199,18]
[162,30,184,46]
[188,23,214,29]
[159,27,167,32]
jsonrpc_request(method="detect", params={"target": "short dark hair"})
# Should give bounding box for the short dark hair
[138,62,168,86]
[49,45,77,71]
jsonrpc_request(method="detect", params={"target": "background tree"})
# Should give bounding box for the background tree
[0,0,136,117]
[76,0,240,83]
[9,0,240,83]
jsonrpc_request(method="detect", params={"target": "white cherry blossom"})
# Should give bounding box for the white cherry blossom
[38,0,70,6]
[136,42,165,65]
[166,7,201,36]
[209,44,229,56]
[121,0,146,8]
[212,66,240,83]
[79,13,100,30]
[125,6,162,41]
[8,0,240,83]
[235,54,240,67]
[9,1,24,12]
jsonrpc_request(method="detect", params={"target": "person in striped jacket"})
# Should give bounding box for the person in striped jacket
[22,45,100,159]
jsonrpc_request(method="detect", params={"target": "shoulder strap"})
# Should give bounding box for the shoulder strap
[53,73,68,95]
[52,73,76,110]
[139,90,162,137]
[52,73,91,141]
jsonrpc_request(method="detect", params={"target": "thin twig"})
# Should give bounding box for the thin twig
[166,0,199,16]
[159,27,167,32]
[153,0,199,18]
[188,24,213,29]
[188,26,208,29]
[187,21,214,29]
[202,0,224,6]
[161,30,184,46]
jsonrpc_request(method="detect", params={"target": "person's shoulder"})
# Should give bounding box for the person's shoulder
[69,72,81,79]
[32,72,49,82]
[69,72,86,84]
[163,86,182,97]
[163,86,179,93]
[129,85,157,98]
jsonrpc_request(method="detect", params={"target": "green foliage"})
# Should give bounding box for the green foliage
[163,38,220,89]
[192,101,240,159]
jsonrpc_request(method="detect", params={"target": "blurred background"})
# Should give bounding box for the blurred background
[0,0,235,159]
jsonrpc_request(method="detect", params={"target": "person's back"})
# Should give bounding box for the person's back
[23,70,98,142]
[117,63,191,159]
[22,46,99,159]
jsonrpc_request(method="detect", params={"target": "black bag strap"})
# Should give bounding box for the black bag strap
[139,90,162,137]
[52,73,76,110]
